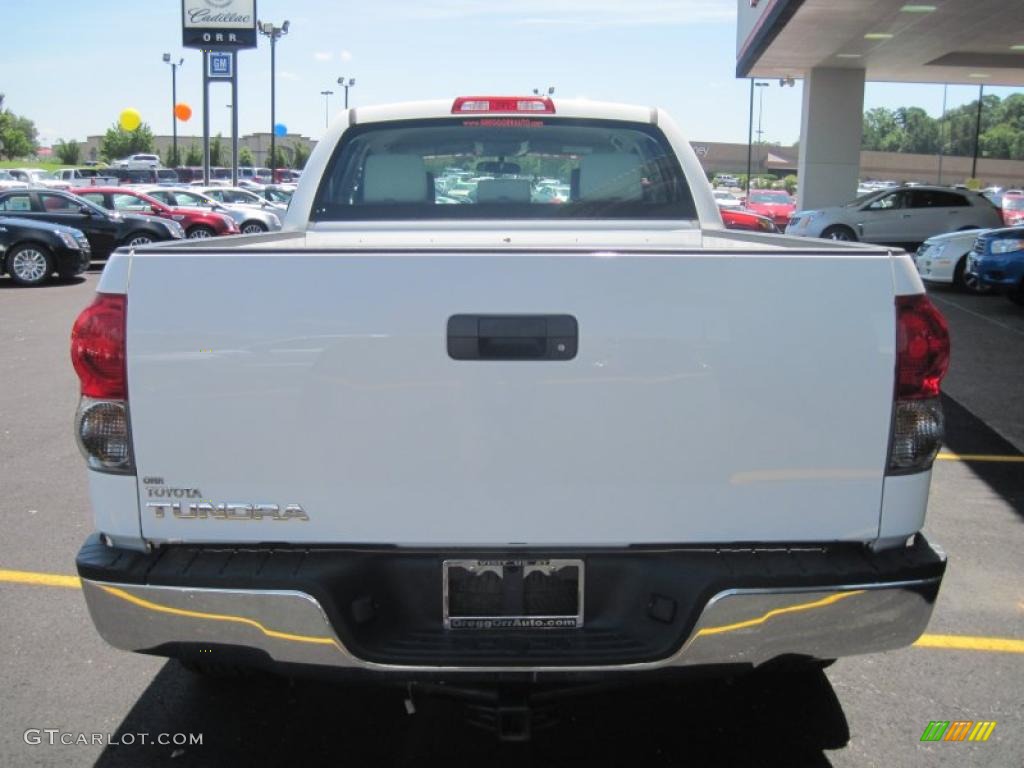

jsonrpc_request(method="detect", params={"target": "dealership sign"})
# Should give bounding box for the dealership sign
[182,0,257,49]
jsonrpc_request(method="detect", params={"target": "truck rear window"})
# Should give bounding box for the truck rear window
[311,118,696,221]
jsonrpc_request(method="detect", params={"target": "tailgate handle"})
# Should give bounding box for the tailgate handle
[447,315,578,361]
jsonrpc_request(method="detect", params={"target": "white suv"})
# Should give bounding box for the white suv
[117,154,161,170]
[787,186,1003,245]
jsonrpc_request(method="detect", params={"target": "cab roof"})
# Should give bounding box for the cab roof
[350,98,656,127]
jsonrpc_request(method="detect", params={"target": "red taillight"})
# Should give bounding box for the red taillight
[896,294,949,400]
[71,293,126,399]
[888,294,948,474]
[451,96,555,114]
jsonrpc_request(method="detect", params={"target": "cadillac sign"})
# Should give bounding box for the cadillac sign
[182,0,257,49]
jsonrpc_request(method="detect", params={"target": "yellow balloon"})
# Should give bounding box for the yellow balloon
[119,108,141,132]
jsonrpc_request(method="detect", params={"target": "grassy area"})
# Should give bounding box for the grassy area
[0,160,71,171]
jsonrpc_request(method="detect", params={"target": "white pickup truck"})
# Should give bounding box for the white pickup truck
[72,97,949,722]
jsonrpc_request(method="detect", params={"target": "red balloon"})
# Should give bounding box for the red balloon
[174,103,193,122]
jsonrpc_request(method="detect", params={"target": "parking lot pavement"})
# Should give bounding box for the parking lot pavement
[928,286,1024,452]
[0,272,1022,766]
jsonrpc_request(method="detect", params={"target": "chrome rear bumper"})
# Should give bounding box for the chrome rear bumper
[81,575,941,673]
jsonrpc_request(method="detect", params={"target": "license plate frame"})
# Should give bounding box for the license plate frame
[442,558,585,630]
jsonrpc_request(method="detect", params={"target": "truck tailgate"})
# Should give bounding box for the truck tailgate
[126,250,896,545]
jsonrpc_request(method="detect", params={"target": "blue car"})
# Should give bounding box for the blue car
[966,226,1024,305]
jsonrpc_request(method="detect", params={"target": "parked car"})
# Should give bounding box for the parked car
[0,215,90,286]
[967,226,1024,305]
[6,168,70,189]
[173,167,205,184]
[272,168,301,183]
[101,167,178,186]
[1000,190,1024,226]
[55,168,119,186]
[0,188,184,260]
[914,228,990,294]
[532,184,570,203]
[71,186,239,239]
[0,170,29,190]
[244,183,294,207]
[720,207,780,233]
[743,190,795,228]
[137,186,283,234]
[712,189,742,208]
[786,186,1004,246]
[115,153,161,170]
[196,185,288,212]
[237,166,273,184]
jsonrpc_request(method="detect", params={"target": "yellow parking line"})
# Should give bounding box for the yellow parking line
[2,568,1023,654]
[913,634,1024,654]
[936,452,1024,463]
[0,568,81,589]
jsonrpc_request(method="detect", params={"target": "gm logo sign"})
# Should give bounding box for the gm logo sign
[208,51,233,79]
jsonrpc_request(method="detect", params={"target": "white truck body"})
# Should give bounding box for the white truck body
[122,241,896,546]
[73,98,948,693]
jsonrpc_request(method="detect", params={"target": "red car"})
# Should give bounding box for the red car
[720,207,780,233]
[1001,191,1024,226]
[70,186,239,239]
[742,190,796,229]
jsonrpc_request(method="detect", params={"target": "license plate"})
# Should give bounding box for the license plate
[443,558,584,630]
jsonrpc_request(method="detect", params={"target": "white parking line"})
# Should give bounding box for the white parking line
[930,294,1024,338]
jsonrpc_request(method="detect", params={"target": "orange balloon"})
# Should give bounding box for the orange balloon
[174,103,193,122]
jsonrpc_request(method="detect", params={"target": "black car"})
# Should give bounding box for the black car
[0,189,184,261]
[0,216,91,286]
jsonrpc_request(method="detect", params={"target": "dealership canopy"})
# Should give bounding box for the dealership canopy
[736,0,1024,209]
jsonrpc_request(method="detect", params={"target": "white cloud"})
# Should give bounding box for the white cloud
[313,51,333,62]
[340,50,353,62]
[279,71,301,82]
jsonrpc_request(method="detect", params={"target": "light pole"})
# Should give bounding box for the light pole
[162,53,183,166]
[258,20,289,177]
[337,77,356,109]
[971,84,985,181]
[320,90,334,129]
[937,83,948,184]
[755,82,768,144]
[746,81,768,195]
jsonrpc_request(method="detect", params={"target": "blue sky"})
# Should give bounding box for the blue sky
[4,0,1020,148]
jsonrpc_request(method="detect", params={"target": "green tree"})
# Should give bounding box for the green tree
[944,94,1003,157]
[0,94,39,159]
[862,107,900,152]
[267,146,290,168]
[99,122,154,162]
[54,139,81,164]
[290,141,310,170]
[239,146,254,166]
[163,146,182,167]
[209,134,224,166]
[894,107,938,154]
[184,143,202,166]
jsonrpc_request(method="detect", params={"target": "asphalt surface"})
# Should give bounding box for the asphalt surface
[0,270,1022,767]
